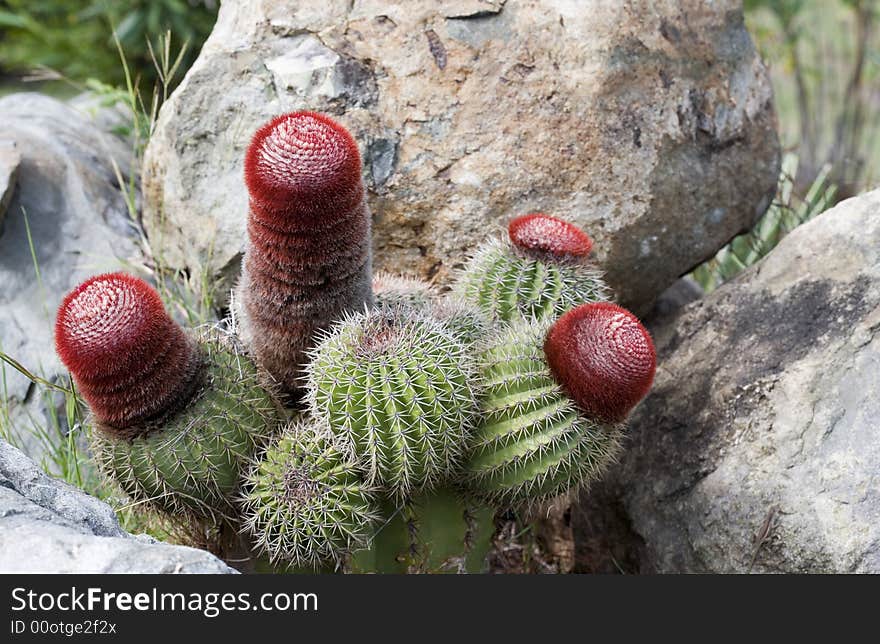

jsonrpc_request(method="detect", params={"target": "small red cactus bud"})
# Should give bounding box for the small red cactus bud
[508,213,593,259]
[240,111,372,400]
[544,302,655,422]
[55,273,200,433]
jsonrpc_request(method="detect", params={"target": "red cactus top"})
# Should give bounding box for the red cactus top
[508,213,593,259]
[55,273,197,431]
[244,111,363,228]
[544,302,656,422]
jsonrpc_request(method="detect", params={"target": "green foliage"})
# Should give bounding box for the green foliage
[745,0,879,197]
[90,328,279,521]
[464,321,624,506]
[692,154,837,293]
[457,237,609,323]
[0,0,216,91]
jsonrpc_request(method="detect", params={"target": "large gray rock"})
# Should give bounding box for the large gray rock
[143,0,779,311]
[576,189,880,573]
[0,439,236,573]
[0,93,141,459]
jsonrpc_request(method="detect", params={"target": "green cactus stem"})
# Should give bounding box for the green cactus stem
[56,273,279,520]
[306,306,480,497]
[464,320,624,506]
[372,271,435,308]
[348,489,495,573]
[90,328,279,520]
[456,213,609,323]
[242,419,379,568]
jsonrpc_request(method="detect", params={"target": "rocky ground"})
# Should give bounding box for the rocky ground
[0,439,234,573]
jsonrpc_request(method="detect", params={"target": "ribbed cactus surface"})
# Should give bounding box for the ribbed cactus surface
[457,214,608,323]
[242,419,378,567]
[306,307,479,497]
[240,111,373,400]
[90,329,278,518]
[465,320,624,505]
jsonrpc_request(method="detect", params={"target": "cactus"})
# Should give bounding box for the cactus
[52,112,655,574]
[372,271,434,308]
[373,271,490,347]
[465,302,655,505]
[456,213,609,323]
[55,272,202,434]
[55,273,279,520]
[306,306,479,497]
[239,111,373,401]
[242,419,378,568]
[544,302,656,423]
[349,489,495,573]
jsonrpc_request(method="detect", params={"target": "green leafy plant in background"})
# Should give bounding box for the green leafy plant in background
[746,0,879,198]
[692,154,837,293]
[0,0,216,93]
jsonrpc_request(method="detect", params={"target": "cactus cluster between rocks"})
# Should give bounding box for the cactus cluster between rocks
[55,111,656,573]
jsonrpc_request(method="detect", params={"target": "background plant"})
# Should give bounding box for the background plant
[746,0,880,198]
[0,0,216,94]
[691,154,837,292]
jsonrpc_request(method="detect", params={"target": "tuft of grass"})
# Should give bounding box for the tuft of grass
[691,154,837,293]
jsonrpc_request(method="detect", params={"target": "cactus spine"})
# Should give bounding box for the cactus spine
[465,319,625,505]
[56,273,278,519]
[240,111,373,400]
[306,307,479,497]
[457,213,609,323]
[242,419,378,568]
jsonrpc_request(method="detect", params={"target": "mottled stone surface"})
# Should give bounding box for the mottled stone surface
[575,189,880,573]
[0,439,235,573]
[143,0,779,311]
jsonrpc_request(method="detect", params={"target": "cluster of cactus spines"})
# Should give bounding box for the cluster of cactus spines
[242,419,378,567]
[305,306,479,497]
[456,213,609,323]
[464,319,625,505]
[372,270,435,308]
[55,272,202,436]
[544,302,656,422]
[54,109,658,573]
[372,271,490,347]
[239,111,373,400]
[56,273,279,519]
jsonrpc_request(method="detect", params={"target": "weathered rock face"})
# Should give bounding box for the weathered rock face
[143,0,779,311]
[576,189,880,573]
[0,93,140,458]
[0,439,235,573]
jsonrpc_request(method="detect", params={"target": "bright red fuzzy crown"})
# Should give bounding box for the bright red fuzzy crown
[544,302,655,422]
[244,111,363,227]
[55,273,198,431]
[508,213,593,259]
